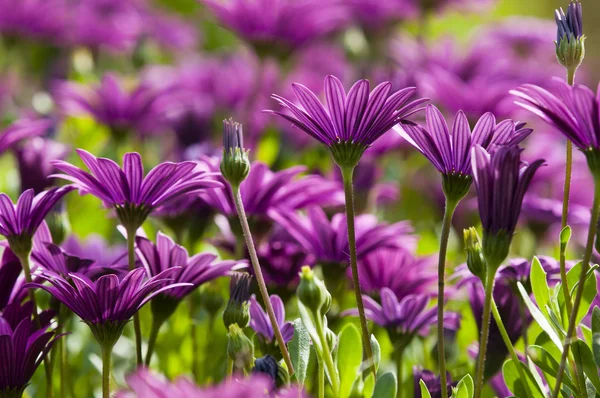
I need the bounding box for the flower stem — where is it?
[395,347,405,398]
[552,181,600,398]
[126,228,143,365]
[226,356,234,377]
[314,307,340,395]
[341,165,376,380]
[474,269,496,398]
[144,317,163,366]
[101,345,112,398]
[491,299,533,398]
[58,305,68,398]
[232,186,294,374]
[437,198,457,398]
[317,356,325,398]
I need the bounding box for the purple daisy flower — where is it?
[0,302,61,397]
[0,0,68,43]
[414,367,453,398]
[271,206,415,266]
[256,239,309,289]
[249,294,294,344]
[199,157,343,220]
[0,187,74,256]
[61,233,127,270]
[0,248,27,310]
[15,137,69,194]
[52,73,171,138]
[0,118,52,157]
[51,150,222,231]
[471,145,544,265]
[267,75,427,167]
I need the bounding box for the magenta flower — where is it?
[0,118,52,156]
[0,302,60,397]
[249,294,294,344]
[0,187,74,256]
[267,75,427,166]
[15,137,69,194]
[0,248,27,310]
[62,233,127,270]
[51,150,222,231]
[256,239,309,288]
[0,0,68,43]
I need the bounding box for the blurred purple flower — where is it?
[135,231,240,300]
[200,0,348,52]
[249,294,294,344]
[52,150,222,230]
[414,367,453,398]
[357,248,437,300]
[256,239,309,288]
[199,158,343,220]
[62,233,127,269]
[0,0,68,43]
[271,206,415,265]
[141,12,199,52]
[346,0,418,29]
[15,137,69,194]
[53,73,172,138]
[0,301,60,397]
[0,118,52,156]
[0,248,27,310]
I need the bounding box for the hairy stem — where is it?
[126,229,143,365]
[232,187,294,374]
[341,166,376,379]
[474,270,496,398]
[437,198,457,398]
[552,182,600,398]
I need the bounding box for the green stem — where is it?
[317,357,325,398]
[395,348,405,398]
[58,306,68,398]
[474,269,496,398]
[127,228,143,365]
[436,198,457,398]
[101,346,112,398]
[552,182,600,398]
[341,166,376,380]
[232,187,294,374]
[190,297,200,382]
[314,310,340,396]
[144,317,163,366]
[227,356,234,377]
[491,299,532,398]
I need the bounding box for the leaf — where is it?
[363,373,375,398]
[592,307,600,368]
[518,282,563,351]
[528,345,577,391]
[573,340,600,393]
[372,373,397,398]
[573,267,597,326]
[530,257,550,318]
[560,226,572,246]
[502,359,545,398]
[337,324,362,398]
[289,319,310,385]
[370,334,381,372]
[419,380,432,398]
[454,374,474,398]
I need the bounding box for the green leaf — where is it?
[591,307,600,368]
[453,374,474,398]
[528,345,577,391]
[502,359,545,398]
[363,373,375,398]
[337,324,362,398]
[370,334,381,372]
[289,319,310,386]
[573,267,597,326]
[573,340,600,393]
[560,226,572,246]
[419,380,432,398]
[531,257,550,318]
[372,373,397,398]
[518,282,563,351]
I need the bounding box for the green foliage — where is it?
[372,372,397,398]
[289,319,311,386]
[337,324,362,398]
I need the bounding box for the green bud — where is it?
[221,119,251,187]
[227,324,254,372]
[482,230,512,272]
[442,173,472,203]
[223,273,253,329]
[297,266,330,315]
[556,35,585,75]
[464,227,486,281]
[46,208,71,245]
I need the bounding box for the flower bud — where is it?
[227,324,254,373]
[482,230,512,272]
[297,266,330,315]
[464,227,486,281]
[442,173,472,203]
[223,272,252,329]
[220,118,250,188]
[555,1,585,74]
[253,355,289,388]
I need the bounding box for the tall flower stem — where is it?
[18,252,53,398]
[232,186,294,374]
[126,227,143,365]
[552,181,600,398]
[144,318,162,366]
[314,305,340,395]
[491,299,533,398]
[559,69,577,316]
[341,166,376,379]
[101,345,112,398]
[436,198,458,398]
[395,347,406,398]
[316,356,325,398]
[474,269,496,398]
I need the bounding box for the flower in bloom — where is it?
[249,294,294,345]
[51,150,222,231]
[0,301,60,397]
[413,367,453,398]
[0,118,52,157]
[53,74,171,138]
[135,231,241,303]
[0,248,24,310]
[61,233,127,270]
[267,75,427,167]
[471,145,544,265]
[27,267,187,345]
[0,187,74,256]
[15,137,69,194]
[199,157,343,220]
[256,239,310,288]
[0,0,68,43]
[357,248,437,300]
[271,206,415,266]
[200,0,348,53]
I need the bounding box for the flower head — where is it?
[257,239,309,288]
[0,187,74,256]
[267,75,427,167]
[249,294,294,345]
[0,301,60,396]
[223,272,253,329]
[471,145,544,266]
[51,150,222,230]
[221,119,250,187]
[555,1,584,71]
[15,137,69,194]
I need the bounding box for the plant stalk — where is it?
[101,345,112,398]
[474,269,496,398]
[126,228,143,365]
